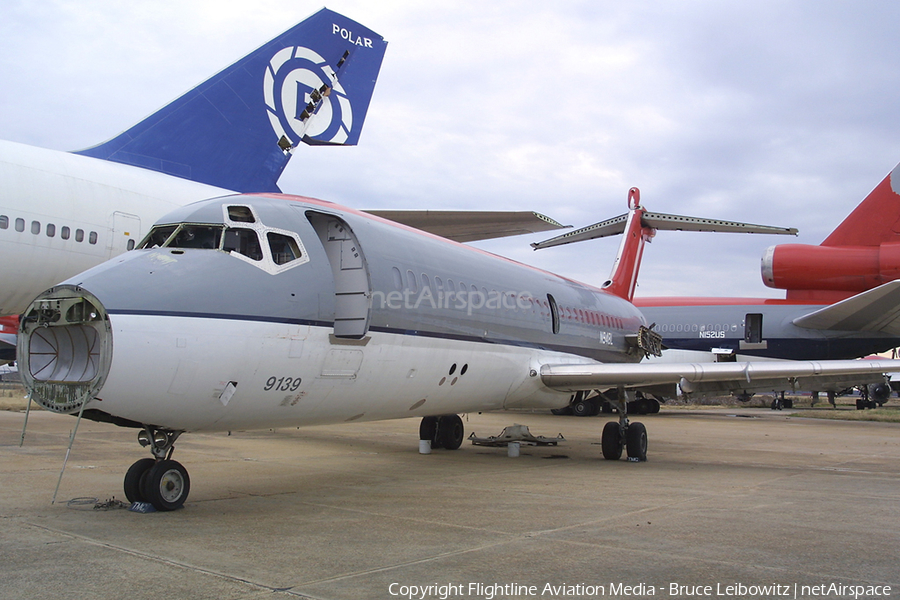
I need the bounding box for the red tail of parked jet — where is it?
[602,189,654,302]
[762,163,900,302]
[531,188,796,303]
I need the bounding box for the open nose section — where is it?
[18,286,113,413]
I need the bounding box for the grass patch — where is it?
[793,406,900,423]
[0,384,31,411]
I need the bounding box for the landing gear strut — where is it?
[124,426,190,511]
[601,386,647,461]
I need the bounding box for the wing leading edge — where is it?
[792,280,900,335]
[540,359,900,393]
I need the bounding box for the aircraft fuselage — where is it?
[0,140,228,315]
[637,299,900,360]
[20,194,647,432]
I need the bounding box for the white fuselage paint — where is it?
[96,315,578,432]
[0,140,230,315]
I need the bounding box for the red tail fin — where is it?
[822,164,900,247]
[602,188,655,302]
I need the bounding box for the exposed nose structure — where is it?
[19,284,191,511]
[18,285,113,414]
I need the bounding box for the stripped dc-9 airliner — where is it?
[18,189,900,511]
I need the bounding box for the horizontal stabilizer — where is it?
[540,358,900,392]
[365,210,569,242]
[532,211,797,250]
[792,280,900,334]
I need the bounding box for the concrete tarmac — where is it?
[1,408,898,600]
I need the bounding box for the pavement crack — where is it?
[22,520,310,597]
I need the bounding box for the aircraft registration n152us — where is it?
[635,163,900,361]
[17,189,900,511]
[531,164,900,410]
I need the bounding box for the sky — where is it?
[3,0,900,298]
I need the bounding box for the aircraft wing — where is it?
[363,210,569,242]
[540,359,900,393]
[792,280,900,335]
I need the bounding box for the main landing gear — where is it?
[419,414,465,450]
[601,386,648,462]
[124,426,190,511]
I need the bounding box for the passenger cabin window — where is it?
[15,218,25,232]
[0,216,7,229]
[61,226,70,240]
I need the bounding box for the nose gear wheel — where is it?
[125,426,190,511]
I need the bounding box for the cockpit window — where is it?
[223,228,263,261]
[141,225,178,248]
[227,206,256,223]
[170,225,222,249]
[268,232,302,265]
[139,224,224,250]
[138,204,309,274]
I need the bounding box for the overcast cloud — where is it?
[3,0,900,298]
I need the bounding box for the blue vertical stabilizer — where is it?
[74,8,387,193]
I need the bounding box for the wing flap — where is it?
[540,359,900,392]
[364,210,568,242]
[792,280,900,334]
[680,373,885,397]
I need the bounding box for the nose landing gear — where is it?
[124,426,190,511]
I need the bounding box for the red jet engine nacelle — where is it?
[762,242,900,293]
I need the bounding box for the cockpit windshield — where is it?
[138,221,305,271]
[170,225,223,249]
[141,225,179,249]
[140,224,243,254]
